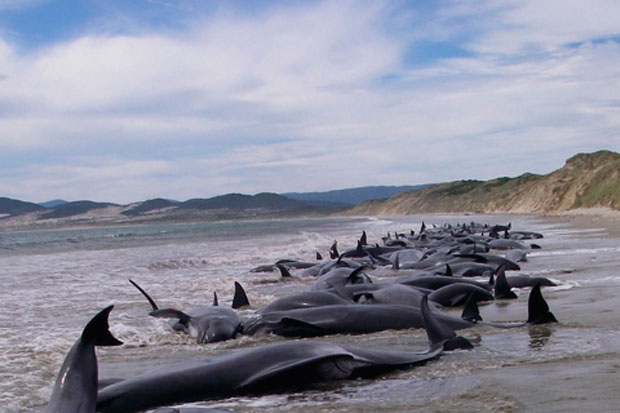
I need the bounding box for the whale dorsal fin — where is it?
[348,266,369,284]
[494,266,517,299]
[81,305,123,346]
[232,281,251,309]
[461,294,482,323]
[527,283,558,324]
[330,240,339,259]
[277,264,293,278]
[392,253,400,270]
[421,295,472,351]
[212,292,219,307]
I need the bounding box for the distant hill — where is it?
[40,201,119,219]
[348,150,620,215]
[182,192,307,211]
[0,197,46,216]
[39,199,68,208]
[283,185,427,205]
[122,198,178,216]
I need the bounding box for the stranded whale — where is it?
[130,280,243,343]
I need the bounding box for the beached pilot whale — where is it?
[44,305,122,413]
[97,296,471,412]
[243,282,557,338]
[129,280,243,343]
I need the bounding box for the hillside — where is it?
[348,150,620,215]
[282,185,426,205]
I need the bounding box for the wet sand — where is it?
[463,212,620,412]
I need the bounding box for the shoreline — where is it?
[1,207,618,234]
[541,207,620,237]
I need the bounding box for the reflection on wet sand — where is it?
[528,325,553,349]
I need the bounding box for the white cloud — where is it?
[441,0,620,53]
[1,0,620,203]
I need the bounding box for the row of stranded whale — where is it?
[44,221,560,413]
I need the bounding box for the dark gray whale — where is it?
[428,283,493,307]
[129,280,242,343]
[243,303,474,337]
[257,289,353,315]
[45,306,122,413]
[243,282,557,338]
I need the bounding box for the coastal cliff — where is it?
[347,150,620,215]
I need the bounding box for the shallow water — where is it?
[1,214,618,412]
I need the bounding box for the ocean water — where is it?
[1,214,618,412]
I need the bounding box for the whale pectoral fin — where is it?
[527,283,558,324]
[81,305,123,346]
[237,354,356,391]
[232,281,251,309]
[150,308,191,324]
[129,279,159,311]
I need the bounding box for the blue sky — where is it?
[1,0,619,203]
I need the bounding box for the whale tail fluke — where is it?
[81,305,123,347]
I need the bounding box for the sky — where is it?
[1,0,619,204]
